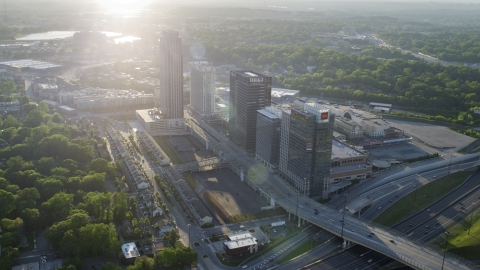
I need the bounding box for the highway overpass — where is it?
[185,111,477,269]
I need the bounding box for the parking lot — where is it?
[367,143,430,161]
[388,119,476,152]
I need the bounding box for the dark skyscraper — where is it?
[229,70,272,153]
[279,103,334,198]
[159,30,183,119]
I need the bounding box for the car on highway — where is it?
[368,259,373,263]
[242,266,248,269]
[390,240,395,243]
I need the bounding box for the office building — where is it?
[229,70,272,153]
[279,102,333,199]
[190,65,215,117]
[158,30,184,119]
[255,106,282,169]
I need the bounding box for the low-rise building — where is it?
[136,109,187,136]
[223,232,258,258]
[0,101,20,112]
[334,116,363,139]
[329,140,372,184]
[122,242,140,263]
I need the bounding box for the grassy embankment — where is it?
[375,171,473,227]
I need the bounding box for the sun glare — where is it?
[95,0,154,12]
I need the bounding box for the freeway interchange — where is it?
[184,110,476,269]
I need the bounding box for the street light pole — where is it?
[295,191,299,221]
[187,224,191,248]
[468,202,476,235]
[341,193,347,238]
[413,173,419,202]
[448,150,453,175]
[441,233,449,270]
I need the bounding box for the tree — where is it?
[36,134,69,158]
[40,178,64,200]
[112,192,128,223]
[126,256,155,270]
[60,230,79,257]
[25,109,49,127]
[36,157,56,175]
[61,159,78,172]
[101,262,122,270]
[163,229,180,247]
[134,227,142,238]
[6,155,24,174]
[52,113,63,123]
[20,208,40,230]
[16,187,40,211]
[81,173,105,192]
[0,190,16,217]
[0,246,19,270]
[1,127,17,142]
[41,192,74,225]
[21,103,37,114]
[51,167,71,177]
[132,218,138,227]
[2,115,20,129]
[76,223,119,258]
[38,101,49,113]
[90,158,113,176]
[0,217,23,231]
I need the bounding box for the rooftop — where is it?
[257,109,280,120]
[227,231,253,241]
[0,59,62,70]
[271,88,299,97]
[136,109,163,123]
[224,237,257,249]
[122,242,140,259]
[331,140,365,159]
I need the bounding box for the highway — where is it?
[393,170,480,242]
[308,168,480,269]
[184,110,475,269]
[344,162,480,220]
[300,245,404,270]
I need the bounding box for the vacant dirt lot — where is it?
[195,169,269,223]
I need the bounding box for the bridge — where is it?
[184,112,478,269]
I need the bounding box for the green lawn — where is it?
[153,137,183,164]
[437,207,480,260]
[276,239,322,264]
[183,172,197,189]
[374,171,473,227]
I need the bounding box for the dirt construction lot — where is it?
[193,169,269,223]
[388,119,476,152]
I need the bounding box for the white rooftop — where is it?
[122,242,140,259]
[224,237,257,249]
[227,231,253,241]
[331,140,364,159]
[271,88,300,97]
